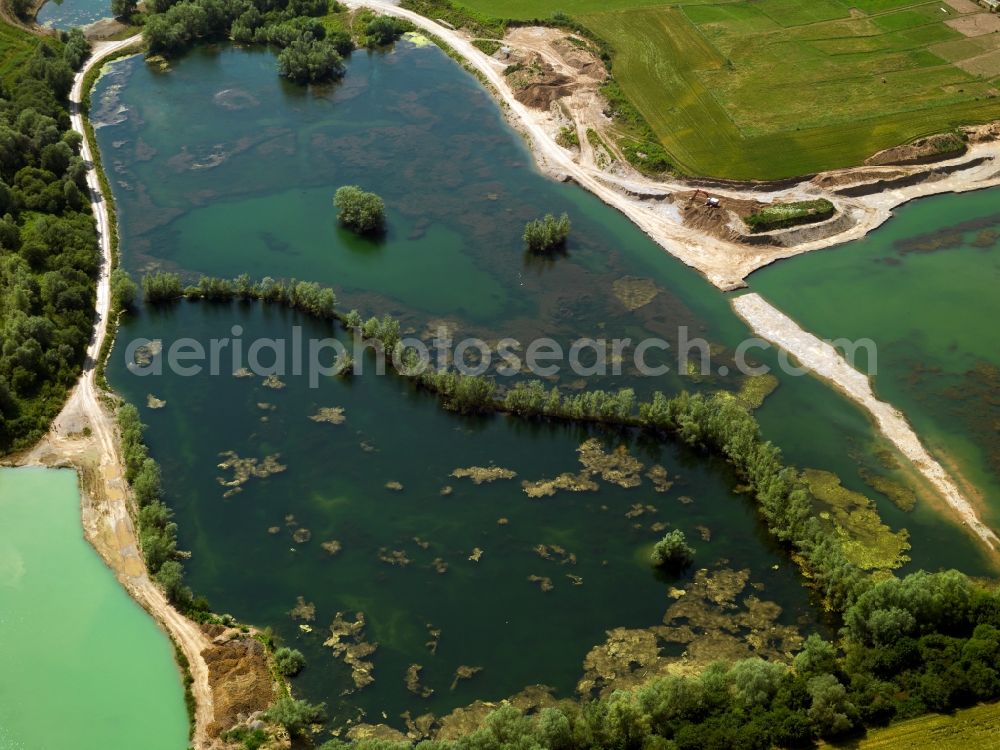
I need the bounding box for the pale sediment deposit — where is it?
[732,293,999,553]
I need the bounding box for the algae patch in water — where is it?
[612,276,659,311]
[527,574,555,592]
[216,451,287,498]
[971,228,999,248]
[803,469,910,571]
[324,612,378,692]
[625,503,657,519]
[290,595,316,621]
[521,471,598,498]
[858,468,917,512]
[450,466,517,484]
[523,439,644,497]
[450,665,483,690]
[578,439,643,488]
[310,407,346,424]
[425,625,441,655]
[577,567,802,698]
[322,540,343,555]
[733,373,780,410]
[146,394,166,409]
[262,374,285,390]
[405,664,434,698]
[533,544,576,564]
[129,340,162,371]
[646,464,673,492]
[378,548,411,567]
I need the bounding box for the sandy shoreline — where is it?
[732,293,1000,555]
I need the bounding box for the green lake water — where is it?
[94,40,996,729]
[36,0,110,29]
[0,467,189,750]
[752,189,1000,532]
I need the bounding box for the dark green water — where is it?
[111,301,816,725]
[752,189,1000,532]
[96,40,995,728]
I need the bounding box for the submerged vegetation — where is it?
[305,568,1000,747]
[133,273,892,616]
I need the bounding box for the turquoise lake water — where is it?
[0,467,189,750]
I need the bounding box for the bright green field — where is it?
[453,0,1000,179]
[0,21,39,87]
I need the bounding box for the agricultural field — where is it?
[852,699,1000,749]
[453,0,1000,179]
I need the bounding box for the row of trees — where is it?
[117,403,208,613]
[143,0,347,84]
[0,32,99,453]
[141,272,337,318]
[142,0,413,83]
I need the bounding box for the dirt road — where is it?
[17,36,217,748]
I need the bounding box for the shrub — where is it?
[556,126,579,148]
[523,213,570,252]
[110,268,138,310]
[142,271,183,303]
[362,15,413,47]
[650,530,694,569]
[277,39,346,84]
[263,696,326,736]
[472,38,502,56]
[333,186,385,234]
[744,199,835,233]
[273,647,306,676]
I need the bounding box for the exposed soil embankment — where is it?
[835,157,992,197]
[203,631,280,738]
[866,133,968,167]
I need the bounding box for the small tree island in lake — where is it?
[334,185,386,234]
[650,529,695,569]
[524,213,571,252]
